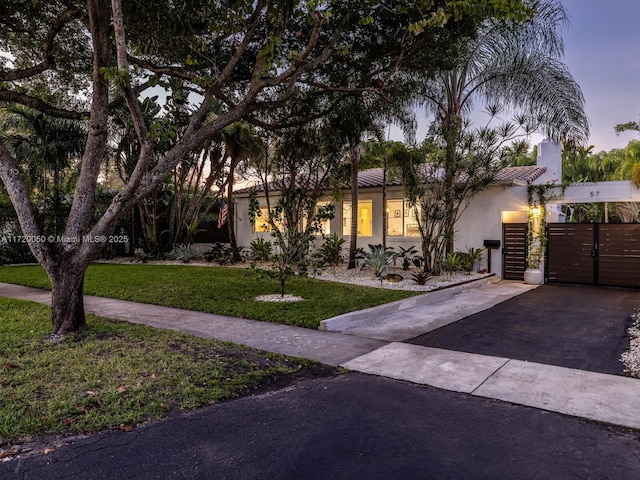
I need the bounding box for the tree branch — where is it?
[64,0,112,241]
[0,141,49,262]
[0,8,81,82]
[0,90,84,119]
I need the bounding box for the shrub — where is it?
[411,270,431,285]
[250,237,273,262]
[0,239,36,265]
[456,247,484,273]
[440,252,463,277]
[317,234,346,266]
[464,247,483,272]
[133,248,151,263]
[166,244,199,263]
[396,245,423,270]
[360,244,395,278]
[204,242,246,265]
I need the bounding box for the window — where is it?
[254,206,284,233]
[314,201,331,235]
[342,200,372,236]
[386,199,421,237]
[254,206,272,233]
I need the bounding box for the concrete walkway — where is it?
[2,280,640,430]
[320,276,538,341]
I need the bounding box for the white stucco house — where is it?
[230,140,576,279]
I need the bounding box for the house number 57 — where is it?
[590,191,599,197]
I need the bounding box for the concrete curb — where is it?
[319,274,499,332]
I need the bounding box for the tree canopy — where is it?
[0,0,534,334]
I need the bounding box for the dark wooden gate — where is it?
[547,223,595,285]
[502,223,527,281]
[546,223,640,288]
[598,224,640,288]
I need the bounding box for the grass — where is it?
[0,263,418,329]
[0,297,331,443]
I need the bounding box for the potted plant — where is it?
[524,247,544,285]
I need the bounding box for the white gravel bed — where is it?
[311,265,491,292]
[621,321,640,378]
[98,257,491,292]
[255,294,304,302]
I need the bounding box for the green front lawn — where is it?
[0,297,331,442]
[0,263,417,329]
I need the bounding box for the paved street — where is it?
[2,373,640,480]
[2,281,640,478]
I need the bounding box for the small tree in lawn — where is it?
[252,193,334,297]
[249,125,338,297]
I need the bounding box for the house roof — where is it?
[235,165,546,194]
[354,165,546,188]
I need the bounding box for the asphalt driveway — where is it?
[409,284,640,375]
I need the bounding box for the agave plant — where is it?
[166,243,199,263]
[360,244,395,278]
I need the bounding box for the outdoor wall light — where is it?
[531,206,541,216]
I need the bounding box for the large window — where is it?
[254,206,272,233]
[386,199,421,237]
[342,200,372,237]
[257,203,330,234]
[254,206,284,233]
[301,201,331,235]
[315,201,331,235]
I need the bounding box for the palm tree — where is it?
[1,105,86,236]
[220,121,264,261]
[327,94,416,268]
[419,0,589,251]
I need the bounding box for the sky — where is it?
[560,0,640,152]
[402,0,640,153]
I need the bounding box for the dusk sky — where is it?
[406,0,640,153]
[560,0,640,152]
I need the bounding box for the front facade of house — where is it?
[231,140,566,279]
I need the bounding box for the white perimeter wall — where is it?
[455,185,529,276]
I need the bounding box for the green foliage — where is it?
[360,244,396,278]
[460,247,483,272]
[632,163,640,189]
[165,243,199,263]
[317,233,346,266]
[396,245,423,270]
[615,121,640,135]
[440,252,464,277]
[411,270,432,285]
[248,138,337,295]
[204,242,245,265]
[250,237,273,262]
[0,216,36,265]
[133,248,151,263]
[526,183,564,268]
[0,297,315,441]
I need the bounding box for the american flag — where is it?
[217,200,228,229]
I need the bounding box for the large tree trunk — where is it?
[47,260,88,335]
[347,137,361,269]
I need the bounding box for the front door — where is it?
[502,223,527,281]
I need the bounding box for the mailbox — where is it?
[483,239,501,249]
